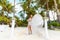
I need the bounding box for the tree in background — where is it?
[0,0,14,25]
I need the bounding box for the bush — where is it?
[48,21,60,29]
[0,16,10,24]
[15,19,28,27]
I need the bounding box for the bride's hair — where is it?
[30,15,33,18]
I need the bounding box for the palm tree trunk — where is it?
[11,0,15,38]
[53,0,60,22]
[46,0,50,21]
[59,0,60,4]
[44,0,49,39]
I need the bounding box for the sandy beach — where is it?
[0,27,60,40]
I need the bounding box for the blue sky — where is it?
[8,0,19,4]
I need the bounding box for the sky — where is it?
[8,0,19,4]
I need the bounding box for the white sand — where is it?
[0,27,60,40]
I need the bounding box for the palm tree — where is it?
[21,0,35,17]
[0,0,14,24]
[53,0,60,22]
[0,0,14,16]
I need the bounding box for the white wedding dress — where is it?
[31,14,44,35]
[31,14,49,39]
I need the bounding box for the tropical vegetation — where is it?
[0,0,60,27]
